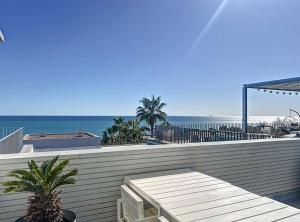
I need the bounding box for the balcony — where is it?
[0,138,300,221]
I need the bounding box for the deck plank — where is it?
[198,201,288,221]
[162,189,250,209]
[133,173,210,186]
[159,186,242,204]
[150,182,230,197]
[168,193,261,216]
[124,168,195,183]
[138,176,219,190]
[175,197,274,221]
[236,206,300,222]
[275,213,300,221]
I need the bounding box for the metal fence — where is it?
[154,125,274,143]
[157,122,292,132]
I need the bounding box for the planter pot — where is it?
[15,209,76,222]
[63,209,77,222]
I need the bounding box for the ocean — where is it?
[0,116,281,136]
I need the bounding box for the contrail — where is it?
[0,30,4,43]
[186,0,230,56]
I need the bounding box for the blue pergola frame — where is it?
[242,77,300,133]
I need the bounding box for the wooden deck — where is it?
[124,169,300,222]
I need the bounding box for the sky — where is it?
[1,0,300,116]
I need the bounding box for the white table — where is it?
[124,168,300,222]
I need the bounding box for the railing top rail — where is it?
[0,127,23,141]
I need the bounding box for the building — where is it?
[23,131,101,151]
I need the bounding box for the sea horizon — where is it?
[0,115,285,136]
[0,115,285,120]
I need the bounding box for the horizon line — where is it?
[0,115,285,117]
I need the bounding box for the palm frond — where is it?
[7,169,38,184]
[28,160,43,181]
[51,169,77,191]
[46,159,69,185]
[2,180,36,193]
[158,102,167,110]
[44,155,59,176]
[52,178,76,191]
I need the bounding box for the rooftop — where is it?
[34,145,100,152]
[24,132,96,140]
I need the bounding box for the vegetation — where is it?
[250,118,299,136]
[102,125,118,145]
[102,118,149,145]
[219,125,242,132]
[102,95,168,144]
[1,156,78,222]
[136,95,167,137]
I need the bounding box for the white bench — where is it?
[118,185,161,222]
[158,216,169,222]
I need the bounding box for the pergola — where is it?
[242,77,300,133]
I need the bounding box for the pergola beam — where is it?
[244,77,300,92]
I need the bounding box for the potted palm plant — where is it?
[1,155,78,222]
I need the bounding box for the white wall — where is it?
[0,138,300,222]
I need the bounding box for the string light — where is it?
[257,89,300,96]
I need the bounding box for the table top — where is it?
[124,168,300,222]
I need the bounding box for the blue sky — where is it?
[1,0,300,116]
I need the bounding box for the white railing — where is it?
[0,127,20,140]
[0,127,23,154]
[170,122,293,131]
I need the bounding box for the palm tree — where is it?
[102,125,118,145]
[136,95,167,137]
[113,116,125,124]
[1,156,78,222]
[113,117,128,144]
[102,130,110,144]
[161,120,171,126]
[102,118,149,145]
[127,120,149,143]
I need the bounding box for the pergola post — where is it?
[242,86,248,134]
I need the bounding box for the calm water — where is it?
[0,116,280,136]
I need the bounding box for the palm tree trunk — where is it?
[151,125,154,138]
